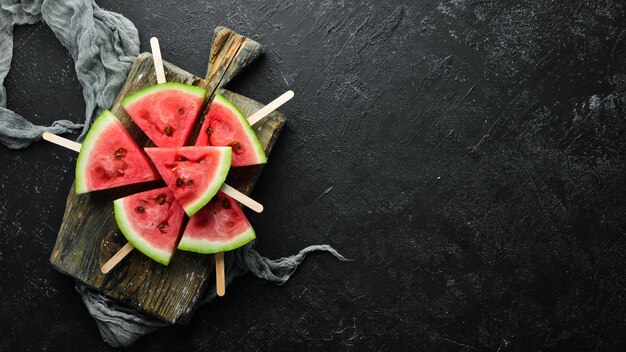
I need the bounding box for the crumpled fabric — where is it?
[0,0,138,148]
[2,0,349,347]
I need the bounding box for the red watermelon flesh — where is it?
[121,83,206,148]
[178,192,255,254]
[145,146,231,217]
[196,93,266,167]
[113,187,185,265]
[75,110,160,194]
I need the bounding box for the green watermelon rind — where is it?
[113,198,174,265]
[184,147,232,217]
[120,82,207,108]
[213,93,267,165]
[177,226,256,254]
[75,110,117,194]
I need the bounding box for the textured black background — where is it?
[2,0,626,351]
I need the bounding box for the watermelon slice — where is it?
[121,83,206,147]
[178,192,255,253]
[145,146,231,217]
[113,187,185,265]
[75,110,160,194]
[196,93,267,167]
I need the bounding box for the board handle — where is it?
[204,27,263,90]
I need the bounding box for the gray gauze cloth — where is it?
[1,0,348,348]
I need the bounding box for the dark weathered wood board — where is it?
[49,27,286,323]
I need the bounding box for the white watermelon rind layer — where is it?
[113,198,174,265]
[120,82,206,108]
[75,110,117,194]
[177,226,256,254]
[213,93,267,165]
[183,147,233,217]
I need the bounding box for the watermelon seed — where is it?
[187,180,194,186]
[222,199,231,209]
[114,148,127,158]
[157,223,166,231]
[135,207,145,213]
[226,221,234,228]
[117,168,125,176]
[164,124,173,136]
[156,195,166,205]
[230,141,242,154]
[178,107,185,115]
[178,156,187,161]
[206,127,213,136]
[176,178,184,187]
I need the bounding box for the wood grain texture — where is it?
[205,26,263,90]
[49,28,284,323]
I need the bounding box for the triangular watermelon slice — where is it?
[196,93,267,167]
[121,82,206,147]
[145,146,231,217]
[114,187,185,265]
[75,110,160,194]
[178,192,255,253]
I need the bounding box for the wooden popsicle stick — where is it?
[220,183,263,213]
[43,133,136,274]
[150,37,167,84]
[101,242,135,274]
[247,90,294,126]
[215,252,226,296]
[43,132,81,152]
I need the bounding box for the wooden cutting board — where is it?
[49,27,286,323]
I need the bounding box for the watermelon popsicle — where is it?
[178,191,256,296]
[196,91,294,167]
[74,110,160,194]
[120,37,207,147]
[178,192,256,253]
[112,187,185,265]
[120,37,206,148]
[144,146,232,217]
[195,93,267,167]
[121,82,207,147]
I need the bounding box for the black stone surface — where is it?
[1,0,626,350]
